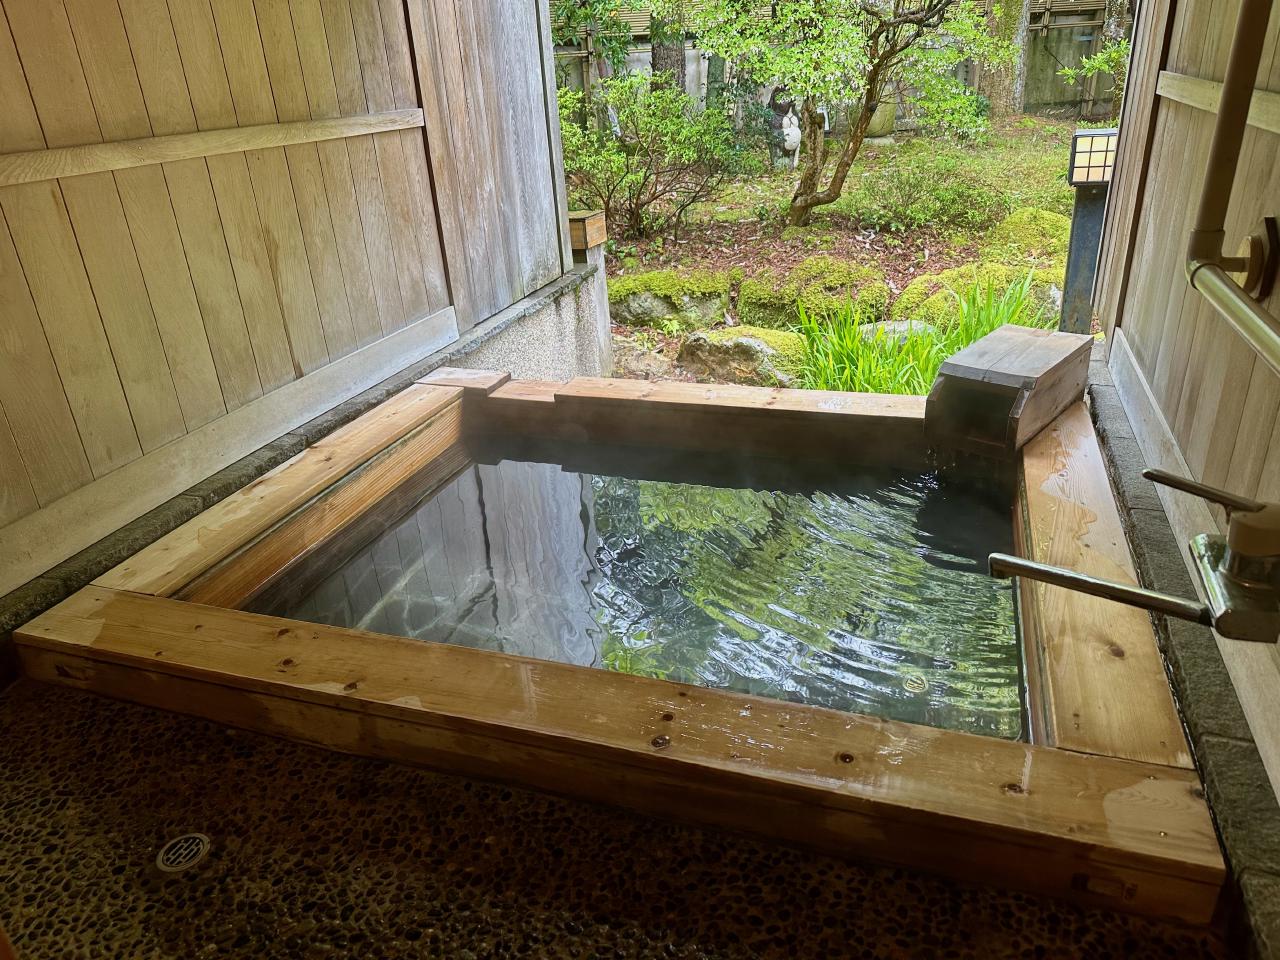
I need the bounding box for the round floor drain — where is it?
[156,833,211,873]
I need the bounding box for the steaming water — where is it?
[251,445,1023,740]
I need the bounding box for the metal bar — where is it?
[1189,263,1280,379]
[1189,0,1271,253]
[1184,0,1280,380]
[988,553,1213,624]
[1142,467,1265,513]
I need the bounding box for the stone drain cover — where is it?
[156,833,211,873]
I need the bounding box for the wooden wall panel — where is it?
[1096,0,1280,787]
[0,0,569,593]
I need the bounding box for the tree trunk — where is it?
[786,81,878,226]
[650,18,686,92]
[1102,0,1133,42]
[977,0,1031,118]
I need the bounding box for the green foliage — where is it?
[799,270,1053,394]
[1060,38,1131,117]
[559,75,747,239]
[833,134,1074,233]
[689,0,1015,222]
[737,256,891,328]
[608,268,733,301]
[550,0,633,73]
[892,262,1063,326]
[980,207,1071,269]
[692,1,1003,120]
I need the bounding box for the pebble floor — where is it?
[0,681,1228,960]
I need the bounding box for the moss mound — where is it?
[738,256,891,328]
[980,207,1071,270]
[678,325,806,387]
[608,269,735,330]
[891,263,1063,327]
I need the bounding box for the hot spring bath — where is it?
[14,372,1224,922]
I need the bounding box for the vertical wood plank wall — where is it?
[1095,0,1280,785]
[0,0,569,596]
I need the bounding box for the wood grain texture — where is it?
[472,378,932,466]
[1157,70,1280,133]
[17,586,1224,923]
[1019,401,1192,768]
[0,111,425,187]
[181,404,467,607]
[0,308,458,598]
[94,383,463,597]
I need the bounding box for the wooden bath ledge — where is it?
[15,373,1223,925]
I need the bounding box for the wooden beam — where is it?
[1018,401,1192,768]
[567,210,607,251]
[0,308,459,598]
[523,378,932,466]
[416,367,511,396]
[17,585,1224,923]
[92,383,463,598]
[0,109,425,187]
[1157,71,1280,135]
[179,404,468,608]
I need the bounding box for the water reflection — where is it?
[252,448,1023,740]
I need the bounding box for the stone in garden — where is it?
[891,262,1064,327]
[608,269,734,330]
[677,326,806,387]
[738,256,891,328]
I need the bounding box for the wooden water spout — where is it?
[924,324,1093,458]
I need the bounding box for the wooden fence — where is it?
[0,0,571,595]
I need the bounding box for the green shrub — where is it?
[798,271,1054,395]
[559,76,750,239]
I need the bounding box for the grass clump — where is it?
[799,271,1054,395]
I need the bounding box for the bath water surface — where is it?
[250,444,1024,739]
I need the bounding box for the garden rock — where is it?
[608,269,733,330]
[677,326,806,387]
[738,256,891,328]
[860,319,936,344]
[891,262,1063,327]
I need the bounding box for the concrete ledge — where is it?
[0,265,599,692]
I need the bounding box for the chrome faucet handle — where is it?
[1142,468,1264,514]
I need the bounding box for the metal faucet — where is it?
[988,469,1280,643]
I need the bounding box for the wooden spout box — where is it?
[925,325,1094,458]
